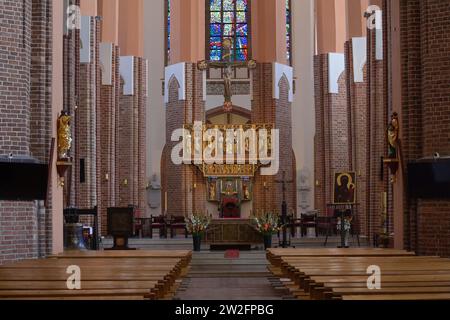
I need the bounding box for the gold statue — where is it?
[209,182,216,201]
[243,184,250,200]
[387,112,399,158]
[57,111,72,160]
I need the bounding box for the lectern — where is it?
[106,207,136,250]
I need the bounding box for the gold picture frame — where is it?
[333,171,357,204]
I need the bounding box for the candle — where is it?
[164,191,168,215]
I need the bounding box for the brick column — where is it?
[0,0,56,264]
[98,44,120,234]
[366,6,389,243]
[74,16,100,210]
[115,56,147,231]
[345,38,369,237]
[64,0,81,208]
[162,63,206,217]
[399,0,450,256]
[251,63,296,215]
[314,53,350,216]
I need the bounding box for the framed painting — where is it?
[333,171,357,204]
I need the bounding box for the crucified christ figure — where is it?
[198,38,256,112]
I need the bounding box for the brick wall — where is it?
[400,0,450,256]
[0,0,54,264]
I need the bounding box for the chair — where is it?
[149,215,167,238]
[135,217,152,238]
[289,216,302,238]
[169,216,188,238]
[316,215,336,236]
[300,211,318,237]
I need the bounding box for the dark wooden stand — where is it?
[106,235,136,251]
[106,207,136,250]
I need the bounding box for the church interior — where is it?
[0,0,450,302]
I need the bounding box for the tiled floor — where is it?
[174,251,292,300]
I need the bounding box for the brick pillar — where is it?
[0,0,55,264]
[30,0,55,258]
[400,0,450,257]
[251,63,296,215]
[64,0,80,208]
[115,56,147,231]
[366,13,389,243]
[98,44,120,234]
[74,16,100,210]
[162,63,206,217]
[345,38,369,237]
[314,53,350,216]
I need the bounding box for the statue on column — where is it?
[387,112,399,159]
[57,111,72,160]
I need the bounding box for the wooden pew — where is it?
[0,250,192,300]
[267,248,450,300]
[266,248,416,267]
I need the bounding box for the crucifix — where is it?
[198,38,257,112]
[275,170,294,248]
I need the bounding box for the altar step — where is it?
[101,235,368,250]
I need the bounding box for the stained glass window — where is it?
[208,0,250,62]
[286,0,292,65]
[166,0,171,65]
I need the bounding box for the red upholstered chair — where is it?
[289,215,302,238]
[221,197,240,218]
[169,216,188,238]
[149,215,167,238]
[300,211,318,237]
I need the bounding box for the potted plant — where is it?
[253,212,282,250]
[185,213,211,252]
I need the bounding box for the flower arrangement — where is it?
[185,213,211,236]
[253,212,283,236]
[336,216,352,232]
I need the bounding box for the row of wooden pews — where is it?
[0,250,192,300]
[267,248,450,300]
